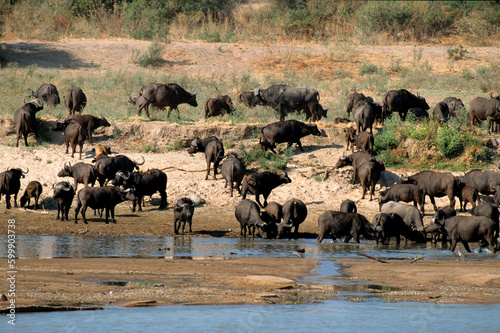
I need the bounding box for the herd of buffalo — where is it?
[4,81,500,254]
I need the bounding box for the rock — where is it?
[244,275,296,289]
[121,300,158,308]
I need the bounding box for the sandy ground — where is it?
[0,40,499,310]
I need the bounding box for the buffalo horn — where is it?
[282,222,293,228]
[60,182,72,191]
[22,167,29,175]
[490,93,500,99]
[135,155,145,166]
[116,171,124,178]
[254,220,264,228]
[124,187,133,193]
[125,171,131,179]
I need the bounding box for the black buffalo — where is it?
[241,171,291,208]
[63,86,87,115]
[399,171,457,211]
[188,136,224,180]
[254,85,325,121]
[353,100,382,134]
[174,197,195,234]
[50,119,88,159]
[344,127,356,152]
[65,114,111,144]
[382,89,429,121]
[221,152,246,197]
[74,186,136,224]
[335,152,373,185]
[358,159,385,201]
[0,168,29,209]
[131,82,198,117]
[235,199,276,239]
[94,154,145,186]
[432,102,452,122]
[205,95,234,118]
[57,162,100,191]
[317,211,372,243]
[53,181,75,221]
[29,83,60,106]
[442,96,465,114]
[379,183,425,215]
[276,198,308,239]
[112,169,167,212]
[372,213,417,245]
[456,182,479,212]
[260,120,322,154]
[345,92,373,118]
[469,94,500,134]
[14,98,44,147]
[238,91,262,107]
[458,169,500,195]
[426,214,498,253]
[19,180,42,210]
[355,131,374,154]
[340,199,357,213]
[380,201,425,233]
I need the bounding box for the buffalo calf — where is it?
[20,180,43,210]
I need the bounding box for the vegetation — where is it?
[374,114,489,171]
[1,1,499,45]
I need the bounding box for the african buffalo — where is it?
[57,162,100,191]
[379,184,425,215]
[442,96,465,114]
[380,201,425,233]
[458,169,500,195]
[355,131,374,154]
[472,201,499,227]
[188,136,224,180]
[277,198,308,239]
[74,186,136,224]
[93,154,145,186]
[174,197,195,234]
[399,171,457,211]
[221,152,246,197]
[353,100,382,134]
[358,159,385,201]
[340,199,357,213]
[63,86,87,115]
[335,152,373,185]
[112,169,167,212]
[469,94,500,134]
[344,127,356,152]
[238,91,262,107]
[426,215,498,253]
[205,95,234,118]
[254,85,325,121]
[345,92,373,118]
[235,199,276,238]
[19,180,42,210]
[65,114,111,144]
[382,89,429,121]
[241,171,291,208]
[432,102,452,122]
[456,182,479,212]
[29,83,60,106]
[50,119,88,159]
[317,211,372,243]
[264,201,283,223]
[132,82,198,117]
[53,181,75,221]
[372,213,417,245]
[0,168,28,209]
[260,120,323,154]
[407,108,429,120]
[14,98,44,147]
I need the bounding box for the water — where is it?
[2,235,499,332]
[2,235,499,260]
[8,301,500,333]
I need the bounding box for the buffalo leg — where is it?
[13,193,18,208]
[56,204,61,220]
[105,208,110,224]
[461,240,472,253]
[295,140,305,152]
[181,221,186,235]
[205,161,211,180]
[64,205,70,221]
[429,196,438,211]
[343,235,352,243]
[78,142,83,160]
[24,133,29,147]
[188,219,192,233]
[137,196,143,212]
[159,191,167,209]
[255,194,264,208]
[111,207,116,223]
[174,219,179,234]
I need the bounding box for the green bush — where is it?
[435,126,463,156]
[359,62,379,76]
[132,41,165,67]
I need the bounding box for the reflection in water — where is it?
[1,235,499,260]
[11,301,500,333]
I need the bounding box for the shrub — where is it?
[359,62,379,76]
[446,45,468,60]
[435,126,463,156]
[132,41,165,67]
